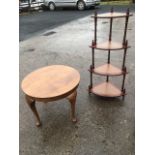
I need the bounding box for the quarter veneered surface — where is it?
[21,65,80,99]
[93,64,123,76]
[92,41,125,50]
[91,82,123,97]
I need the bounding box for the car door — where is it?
[55,0,77,7]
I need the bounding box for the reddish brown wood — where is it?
[90,41,129,50]
[109,7,113,42]
[89,65,93,92]
[121,67,127,92]
[89,8,131,99]
[94,11,97,44]
[122,40,128,70]
[92,64,124,76]
[92,40,95,68]
[89,40,95,92]
[91,82,124,97]
[92,12,132,19]
[106,7,114,82]
[21,65,80,126]
[123,8,130,44]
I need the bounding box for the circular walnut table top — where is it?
[21,65,80,100]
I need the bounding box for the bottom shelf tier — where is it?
[90,82,125,97]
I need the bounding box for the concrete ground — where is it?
[19,11,135,155]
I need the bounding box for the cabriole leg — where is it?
[25,95,41,127]
[67,91,77,123]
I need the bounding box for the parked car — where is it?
[43,0,100,11]
[19,0,44,12]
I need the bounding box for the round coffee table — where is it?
[21,65,80,127]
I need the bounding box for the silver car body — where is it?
[43,0,100,9]
[19,0,44,10]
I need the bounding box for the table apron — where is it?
[26,85,79,103]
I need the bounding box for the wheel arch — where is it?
[76,0,86,5]
[48,1,55,7]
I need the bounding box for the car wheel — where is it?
[77,1,85,11]
[49,2,55,11]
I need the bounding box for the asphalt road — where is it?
[19,5,134,41]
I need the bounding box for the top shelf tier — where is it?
[92,12,133,19]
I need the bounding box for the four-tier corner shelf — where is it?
[88,8,132,99]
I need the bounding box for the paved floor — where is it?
[19,8,135,155]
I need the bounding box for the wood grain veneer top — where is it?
[21,65,80,99]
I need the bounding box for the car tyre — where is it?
[77,1,85,11]
[49,2,55,11]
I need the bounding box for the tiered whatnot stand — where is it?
[88,8,132,99]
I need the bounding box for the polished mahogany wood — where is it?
[106,7,114,82]
[89,8,131,99]
[21,65,80,126]
[90,64,125,76]
[92,12,132,19]
[90,41,129,50]
[91,82,124,97]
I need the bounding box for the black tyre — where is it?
[77,1,85,11]
[49,2,55,11]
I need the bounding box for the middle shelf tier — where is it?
[90,41,129,50]
[89,64,126,76]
